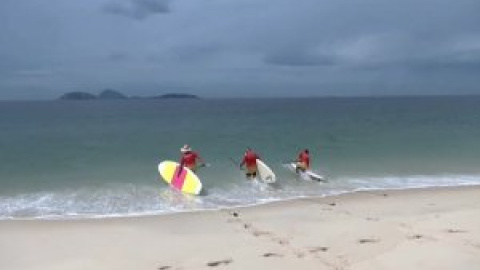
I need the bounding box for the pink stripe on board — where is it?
[171,165,187,190]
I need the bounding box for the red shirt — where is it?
[180,151,199,168]
[242,151,259,167]
[298,151,310,168]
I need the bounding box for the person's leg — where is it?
[295,162,306,173]
[246,166,256,179]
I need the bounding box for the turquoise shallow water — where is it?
[1,96,480,219]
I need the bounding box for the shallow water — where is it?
[1,96,480,219]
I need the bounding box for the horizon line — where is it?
[1,93,480,102]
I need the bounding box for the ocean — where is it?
[1,96,480,219]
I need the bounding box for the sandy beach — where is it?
[1,186,479,270]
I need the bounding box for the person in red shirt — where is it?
[179,144,205,173]
[295,149,310,173]
[239,148,260,179]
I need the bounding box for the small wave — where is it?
[1,174,480,220]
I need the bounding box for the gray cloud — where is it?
[147,44,225,64]
[102,0,170,20]
[1,0,480,99]
[264,50,337,67]
[106,52,131,62]
[409,50,480,71]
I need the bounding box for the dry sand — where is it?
[1,186,479,270]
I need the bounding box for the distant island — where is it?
[149,93,199,99]
[58,92,98,100]
[58,89,199,100]
[98,89,128,100]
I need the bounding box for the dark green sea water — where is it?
[1,96,480,219]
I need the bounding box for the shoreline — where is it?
[1,185,479,269]
[1,184,479,221]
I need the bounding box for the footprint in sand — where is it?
[263,252,284,258]
[358,238,380,244]
[308,246,329,253]
[206,259,233,267]
[226,211,241,223]
[464,240,480,249]
[295,251,306,258]
[272,237,290,245]
[407,234,423,240]
[229,212,294,254]
[252,230,273,237]
[241,222,276,239]
[446,229,467,234]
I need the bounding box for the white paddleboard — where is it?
[256,159,276,183]
[284,163,326,182]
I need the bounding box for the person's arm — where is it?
[178,155,185,176]
[196,152,206,167]
[239,156,246,169]
[179,154,185,167]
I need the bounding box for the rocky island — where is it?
[149,93,199,99]
[58,90,199,100]
[98,89,128,100]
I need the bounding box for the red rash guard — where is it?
[242,151,259,167]
[180,151,198,168]
[298,152,310,168]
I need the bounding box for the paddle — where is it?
[229,157,244,170]
[177,162,210,177]
[228,157,237,165]
[282,160,297,165]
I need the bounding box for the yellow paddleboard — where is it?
[158,161,203,195]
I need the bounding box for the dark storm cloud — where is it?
[102,0,170,20]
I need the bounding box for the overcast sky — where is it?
[1,0,479,99]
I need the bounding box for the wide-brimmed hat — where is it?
[180,144,192,153]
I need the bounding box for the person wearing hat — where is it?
[239,147,260,179]
[179,144,205,173]
[295,148,310,173]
